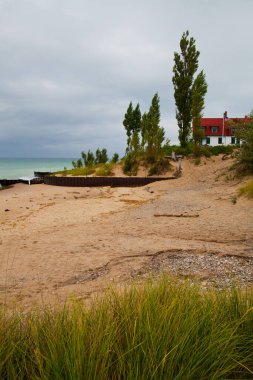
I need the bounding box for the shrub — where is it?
[237,122,253,172]
[148,158,170,176]
[95,164,113,176]
[123,154,138,176]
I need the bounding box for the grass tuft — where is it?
[238,180,253,198]
[1,277,253,379]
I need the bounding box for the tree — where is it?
[123,102,142,152]
[76,158,83,168]
[133,103,142,134]
[81,151,87,166]
[141,112,149,148]
[172,31,200,147]
[100,148,108,163]
[86,149,95,166]
[95,148,101,164]
[123,102,134,152]
[144,93,165,161]
[192,71,208,144]
[130,130,140,157]
[111,153,119,163]
[234,111,253,172]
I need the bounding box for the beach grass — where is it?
[239,180,253,198]
[54,163,114,177]
[1,277,253,379]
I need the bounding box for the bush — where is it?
[208,145,234,156]
[148,158,170,176]
[95,164,114,176]
[237,123,253,172]
[123,154,138,176]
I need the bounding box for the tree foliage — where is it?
[123,102,142,152]
[192,71,208,144]
[234,111,253,172]
[173,31,206,147]
[144,93,165,162]
[111,153,119,163]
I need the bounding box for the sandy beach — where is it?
[0,156,252,309]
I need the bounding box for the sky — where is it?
[0,0,252,158]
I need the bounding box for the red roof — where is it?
[200,117,251,137]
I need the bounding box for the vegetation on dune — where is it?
[165,144,234,158]
[172,30,207,148]
[122,93,170,175]
[56,148,118,176]
[1,277,253,379]
[230,110,253,173]
[239,180,253,198]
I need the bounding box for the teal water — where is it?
[0,158,75,179]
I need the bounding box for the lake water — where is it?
[0,158,75,179]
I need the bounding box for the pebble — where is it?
[132,252,253,289]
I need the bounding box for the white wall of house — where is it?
[201,136,236,146]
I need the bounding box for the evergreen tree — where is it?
[192,71,208,144]
[172,31,200,147]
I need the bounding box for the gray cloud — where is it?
[0,0,252,157]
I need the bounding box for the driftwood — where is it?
[154,213,199,218]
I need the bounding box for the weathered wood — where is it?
[154,213,199,218]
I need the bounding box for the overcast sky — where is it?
[0,0,252,158]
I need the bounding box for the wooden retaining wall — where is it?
[0,179,20,187]
[44,176,174,187]
[0,178,44,186]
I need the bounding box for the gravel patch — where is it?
[133,251,253,288]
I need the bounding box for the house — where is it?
[199,112,251,146]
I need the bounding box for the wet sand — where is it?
[0,156,252,309]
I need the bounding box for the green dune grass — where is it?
[1,278,253,379]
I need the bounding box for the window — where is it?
[236,138,240,145]
[218,137,223,144]
[211,126,218,133]
[206,137,210,145]
[231,137,235,144]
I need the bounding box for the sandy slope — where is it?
[0,156,252,309]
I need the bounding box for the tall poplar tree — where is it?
[172,31,200,147]
[144,93,165,161]
[192,70,208,144]
[123,102,134,152]
[123,102,142,153]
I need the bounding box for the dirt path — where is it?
[0,156,252,309]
